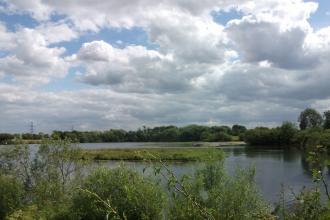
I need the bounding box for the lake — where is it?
[81,142,329,204]
[1,142,327,204]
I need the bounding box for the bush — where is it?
[275,188,329,220]
[0,174,24,219]
[169,161,271,220]
[215,132,232,141]
[207,167,271,220]
[70,166,165,220]
[0,139,84,219]
[244,127,278,145]
[293,129,330,150]
[0,133,13,144]
[244,122,298,146]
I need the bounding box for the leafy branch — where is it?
[77,187,126,220]
[142,151,216,220]
[307,144,330,201]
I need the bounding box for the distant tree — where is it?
[244,127,278,145]
[0,133,13,144]
[200,130,214,141]
[278,122,297,145]
[215,132,232,141]
[159,126,180,141]
[298,108,323,130]
[323,110,330,129]
[232,124,247,136]
[179,125,207,141]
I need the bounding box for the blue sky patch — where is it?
[40,67,92,92]
[54,26,158,56]
[212,8,243,26]
[0,11,38,31]
[309,0,330,29]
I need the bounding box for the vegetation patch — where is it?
[81,148,224,161]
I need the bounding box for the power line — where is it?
[30,121,34,134]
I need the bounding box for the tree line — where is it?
[0,124,247,144]
[244,108,330,148]
[1,107,329,146]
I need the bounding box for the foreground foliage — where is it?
[1,138,330,219]
[167,162,272,220]
[0,174,24,219]
[0,139,268,219]
[70,166,165,220]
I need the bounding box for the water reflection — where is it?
[301,156,312,175]
[223,146,301,163]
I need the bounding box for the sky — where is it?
[0,0,330,133]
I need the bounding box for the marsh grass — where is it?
[81,148,224,161]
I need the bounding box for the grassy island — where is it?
[81,147,224,161]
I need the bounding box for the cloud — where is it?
[144,9,226,64]
[305,26,330,54]
[35,21,78,44]
[0,0,330,132]
[225,0,321,69]
[0,22,15,50]
[0,83,303,133]
[74,40,229,94]
[226,19,319,69]
[74,40,187,93]
[2,0,248,28]
[0,27,70,85]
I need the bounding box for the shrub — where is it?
[169,161,272,220]
[275,188,328,220]
[215,132,232,141]
[0,174,24,219]
[244,127,278,145]
[244,122,298,146]
[70,166,165,220]
[207,167,271,220]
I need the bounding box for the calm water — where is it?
[222,146,327,203]
[82,142,329,204]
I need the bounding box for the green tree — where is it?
[159,126,180,141]
[0,144,34,189]
[298,108,323,130]
[231,124,247,136]
[323,110,330,129]
[244,127,278,145]
[36,139,84,188]
[179,125,208,141]
[0,139,85,218]
[278,121,298,145]
[0,133,13,144]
